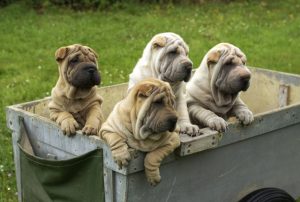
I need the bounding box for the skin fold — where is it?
[99,79,180,186]
[186,43,254,132]
[128,32,199,137]
[48,44,104,136]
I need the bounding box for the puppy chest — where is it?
[63,100,87,113]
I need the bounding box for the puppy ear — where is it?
[207,50,221,66]
[152,35,167,49]
[137,84,157,97]
[55,47,68,62]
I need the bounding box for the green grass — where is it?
[1,1,300,201]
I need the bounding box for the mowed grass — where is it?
[1,1,300,201]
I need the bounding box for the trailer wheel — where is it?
[239,187,295,202]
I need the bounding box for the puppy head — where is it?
[148,33,193,83]
[55,44,101,89]
[131,78,178,140]
[206,43,251,95]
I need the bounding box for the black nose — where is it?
[168,116,178,132]
[182,62,192,72]
[183,63,192,82]
[241,74,251,82]
[84,65,97,74]
[240,70,251,81]
[186,66,192,75]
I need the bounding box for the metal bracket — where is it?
[279,84,290,108]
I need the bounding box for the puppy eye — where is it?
[242,61,246,65]
[138,93,148,98]
[70,57,79,64]
[154,99,163,104]
[169,49,178,55]
[225,60,232,65]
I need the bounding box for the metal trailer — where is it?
[6,68,300,202]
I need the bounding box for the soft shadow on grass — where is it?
[1,1,300,201]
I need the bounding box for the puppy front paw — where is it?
[112,148,131,169]
[145,168,161,186]
[236,109,254,125]
[82,124,98,136]
[207,117,228,132]
[60,117,79,136]
[178,121,200,137]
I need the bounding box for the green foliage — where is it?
[49,0,111,10]
[0,0,17,7]
[1,1,300,201]
[1,0,239,10]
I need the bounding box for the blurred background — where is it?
[0,0,299,201]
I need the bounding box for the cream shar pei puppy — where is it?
[128,32,199,136]
[100,78,180,186]
[49,44,104,136]
[186,43,254,132]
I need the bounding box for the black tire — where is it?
[239,187,295,202]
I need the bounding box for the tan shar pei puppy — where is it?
[49,44,104,136]
[99,78,180,186]
[128,32,199,136]
[186,43,254,132]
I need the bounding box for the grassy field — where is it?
[1,1,300,201]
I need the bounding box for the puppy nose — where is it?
[183,62,193,71]
[84,65,97,74]
[168,116,178,132]
[240,71,251,82]
[186,66,192,75]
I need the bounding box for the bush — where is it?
[0,0,18,7]
[1,0,235,11]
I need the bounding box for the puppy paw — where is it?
[60,118,79,136]
[207,117,228,132]
[178,121,200,137]
[112,148,131,169]
[82,124,98,136]
[236,109,254,125]
[145,169,161,186]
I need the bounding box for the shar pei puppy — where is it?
[99,78,180,186]
[128,32,199,136]
[186,43,254,132]
[48,44,104,136]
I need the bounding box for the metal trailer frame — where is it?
[6,68,300,202]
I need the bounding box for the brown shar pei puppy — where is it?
[128,32,200,136]
[99,78,180,186]
[186,43,254,132]
[48,44,104,136]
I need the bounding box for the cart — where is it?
[6,67,300,202]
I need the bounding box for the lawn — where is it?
[1,1,300,201]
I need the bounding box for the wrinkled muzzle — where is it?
[147,108,178,133]
[69,63,101,89]
[216,64,251,95]
[136,86,178,140]
[161,57,193,83]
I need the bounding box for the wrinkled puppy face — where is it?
[135,80,178,139]
[55,44,101,89]
[208,44,251,95]
[151,34,193,83]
